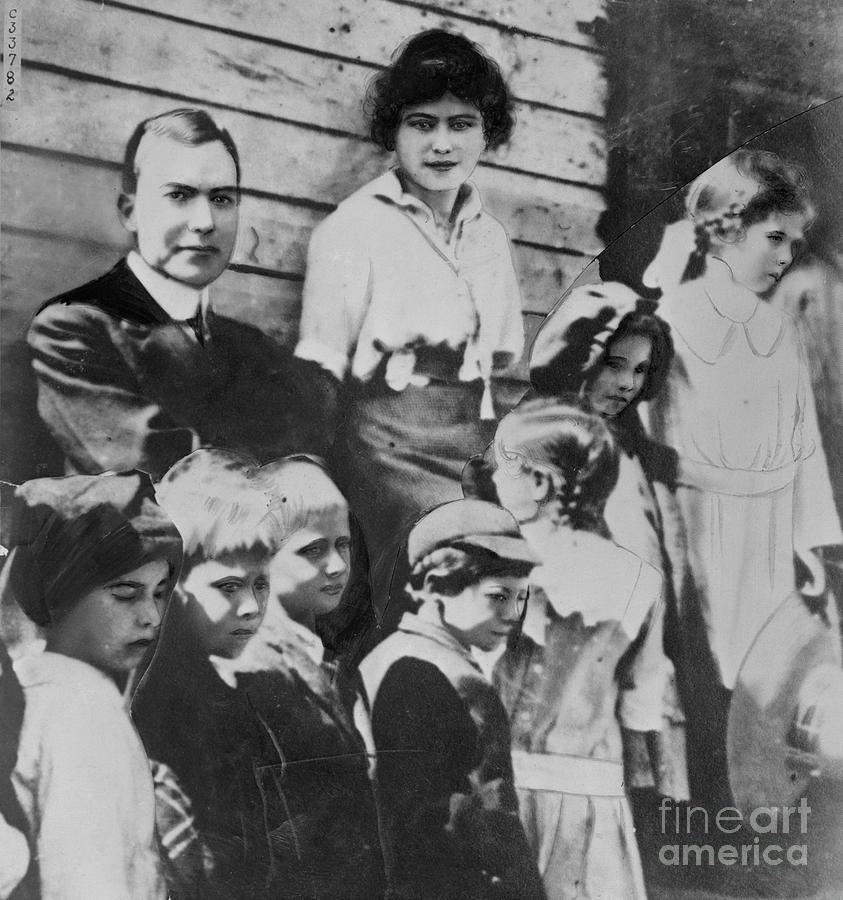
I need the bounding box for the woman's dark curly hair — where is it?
[587,309,674,405]
[366,29,515,152]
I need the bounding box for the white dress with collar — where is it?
[649,269,841,687]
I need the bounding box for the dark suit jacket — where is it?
[27,260,333,478]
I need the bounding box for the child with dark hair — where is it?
[3,471,182,899]
[359,499,544,900]
[491,398,668,900]
[295,29,524,623]
[642,149,842,801]
[529,284,689,802]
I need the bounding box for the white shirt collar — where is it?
[369,168,483,226]
[127,250,207,322]
[666,267,785,362]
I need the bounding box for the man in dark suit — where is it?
[28,108,326,478]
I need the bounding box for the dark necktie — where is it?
[185,309,204,346]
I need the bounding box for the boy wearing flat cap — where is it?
[359,499,546,900]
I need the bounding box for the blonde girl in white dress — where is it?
[643,149,842,800]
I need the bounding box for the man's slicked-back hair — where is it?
[121,107,241,195]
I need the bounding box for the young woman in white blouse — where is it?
[295,29,524,620]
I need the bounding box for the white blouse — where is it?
[295,169,524,400]
[13,652,164,900]
[651,266,841,553]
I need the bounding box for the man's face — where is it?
[120,134,239,288]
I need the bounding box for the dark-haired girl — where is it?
[531,283,678,565]
[359,500,544,899]
[295,30,524,614]
[491,399,667,900]
[4,472,182,899]
[529,286,689,798]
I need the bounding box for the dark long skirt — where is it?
[331,375,496,631]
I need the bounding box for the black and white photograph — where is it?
[1,1,841,898]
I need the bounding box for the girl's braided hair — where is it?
[683,148,814,280]
[495,396,619,534]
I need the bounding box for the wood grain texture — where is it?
[396,0,604,46]
[6,69,605,254]
[2,1,611,480]
[107,0,606,111]
[26,1,606,186]
[127,0,604,50]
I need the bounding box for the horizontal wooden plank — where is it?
[6,69,605,254]
[211,269,302,347]
[0,149,319,274]
[1,232,125,343]
[130,0,602,52]
[413,0,604,47]
[493,105,606,188]
[3,148,592,314]
[26,1,606,185]
[512,244,594,315]
[106,0,605,113]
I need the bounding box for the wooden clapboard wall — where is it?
[1,0,607,481]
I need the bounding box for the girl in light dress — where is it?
[642,148,842,800]
[529,284,689,800]
[4,471,182,900]
[295,29,524,622]
[491,398,668,900]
